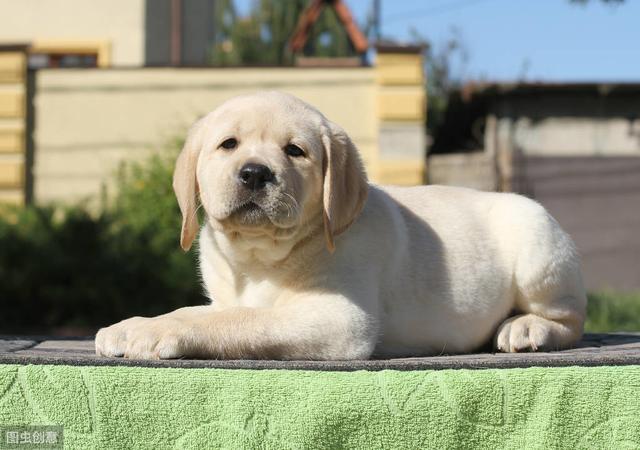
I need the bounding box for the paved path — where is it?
[1,333,639,371]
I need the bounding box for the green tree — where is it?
[408,27,469,137]
[253,0,307,64]
[0,140,205,333]
[210,0,359,66]
[300,3,356,58]
[210,0,240,65]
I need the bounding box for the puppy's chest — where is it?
[233,278,282,308]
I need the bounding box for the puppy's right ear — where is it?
[173,119,205,251]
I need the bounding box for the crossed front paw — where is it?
[95,316,189,360]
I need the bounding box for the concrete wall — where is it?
[488,92,640,292]
[492,93,640,157]
[512,155,640,292]
[427,89,640,291]
[33,67,379,203]
[512,117,640,156]
[427,152,495,191]
[0,0,145,66]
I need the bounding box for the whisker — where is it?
[282,192,298,205]
[189,201,204,223]
[282,192,300,213]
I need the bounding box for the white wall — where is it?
[513,117,640,156]
[33,67,378,203]
[427,153,496,191]
[0,0,145,66]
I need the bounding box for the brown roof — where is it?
[461,81,640,101]
[0,43,30,52]
[375,44,426,54]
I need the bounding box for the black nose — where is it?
[238,163,275,191]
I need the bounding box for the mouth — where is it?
[236,201,261,213]
[229,201,270,225]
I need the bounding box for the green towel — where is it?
[1,364,639,449]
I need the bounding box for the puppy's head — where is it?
[173,91,368,253]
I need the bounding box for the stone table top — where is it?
[0,333,639,371]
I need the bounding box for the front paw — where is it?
[95,316,188,360]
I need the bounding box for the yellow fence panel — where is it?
[378,87,425,122]
[0,90,25,118]
[0,125,24,153]
[0,159,24,188]
[376,53,423,86]
[0,53,26,83]
[0,189,23,205]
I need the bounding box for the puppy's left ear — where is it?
[321,121,369,253]
[173,118,205,251]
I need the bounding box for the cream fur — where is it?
[96,91,587,360]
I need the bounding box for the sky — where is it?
[234,0,640,82]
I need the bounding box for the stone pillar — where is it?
[373,45,426,185]
[0,44,28,205]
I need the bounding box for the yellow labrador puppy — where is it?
[96,91,587,360]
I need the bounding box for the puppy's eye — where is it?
[284,144,305,157]
[219,138,238,150]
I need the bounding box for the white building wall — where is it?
[33,67,378,204]
[513,117,640,156]
[0,0,146,66]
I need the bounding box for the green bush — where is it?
[0,143,205,334]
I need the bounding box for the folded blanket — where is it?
[1,364,639,449]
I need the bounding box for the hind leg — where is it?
[495,311,583,352]
[495,209,587,353]
[495,270,586,353]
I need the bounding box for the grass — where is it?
[585,292,640,332]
